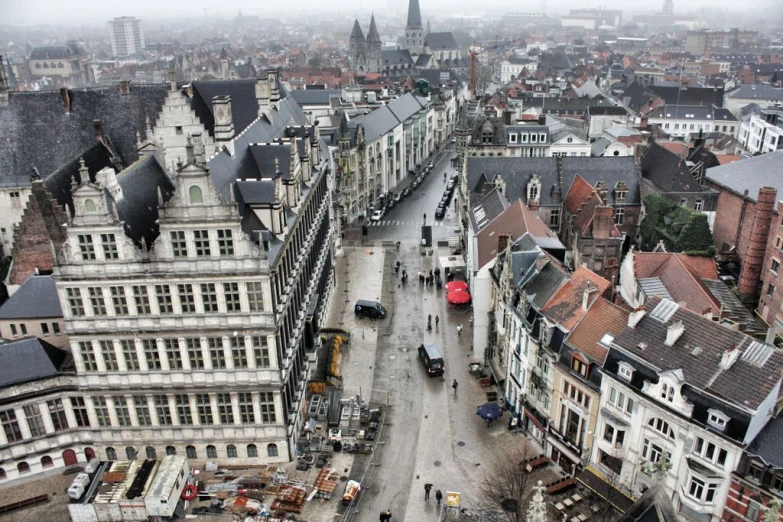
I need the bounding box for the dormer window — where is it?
[661,383,675,402]
[189,186,203,204]
[509,133,518,143]
[707,409,729,431]
[617,361,634,382]
[84,199,97,213]
[571,356,588,378]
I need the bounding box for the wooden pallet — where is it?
[270,485,307,514]
[313,468,340,499]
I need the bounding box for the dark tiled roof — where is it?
[0,275,62,319]
[30,43,82,60]
[469,188,509,232]
[424,32,459,50]
[0,338,69,387]
[588,106,628,116]
[649,85,725,108]
[190,79,260,137]
[700,279,766,337]
[289,89,342,106]
[522,258,570,309]
[381,50,414,66]
[640,142,711,193]
[706,149,783,200]
[44,141,117,215]
[746,414,783,469]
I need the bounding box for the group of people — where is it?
[418,268,442,289]
[424,483,445,506]
[427,314,440,331]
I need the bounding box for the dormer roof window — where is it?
[707,409,729,431]
[617,361,634,382]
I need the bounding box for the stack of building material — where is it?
[270,484,308,513]
[313,468,340,500]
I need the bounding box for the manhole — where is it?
[433,461,442,467]
[340,476,349,482]
[457,441,465,447]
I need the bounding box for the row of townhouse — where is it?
[738,106,783,155]
[489,236,783,521]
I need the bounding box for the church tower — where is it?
[349,19,366,72]
[366,15,382,73]
[405,0,423,55]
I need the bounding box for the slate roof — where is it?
[588,106,628,116]
[424,32,459,50]
[382,49,414,67]
[466,156,640,208]
[746,414,783,469]
[0,338,70,387]
[615,484,679,522]
[349,105,398,143]
[0,85,169,189]
[649,85,725,108]
[566,297,629,364]
[640,142,715,193]
[521,256,570,309]
[700,279,766,337]
[727,84,783,102]
[0,275,62,319]
[647,104,737,122]
[290,89,342,106]
[30,43,82,60]
[542,266,611,331]
[706,148,783,200]
[608,296,783,412]
[190,79,261,137]
[469,188,510,232]
[511,96,613,116]
[406,0,422,29]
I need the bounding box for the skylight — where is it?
[650,299,679,323]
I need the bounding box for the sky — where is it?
[0,0,777,26]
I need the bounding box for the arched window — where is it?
[206,445,217,458]
[125,447,136,460]
[680,198,688,207]
[186,445,197,459]
[84,199,97,213]
[166,446,176,456]
[227,444,237,458]
[189,186,204,204]
[106,447,117,460]
[648,418,675,439]
[247,444,258,458]
[694,198,704,211]
[41,456,54,468]
[17,462,30,474]
[0,468,5,479]
[267,443,278,457]
[146,446,156,459]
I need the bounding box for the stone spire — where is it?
[526,481,547,522]
[406,0,423,30]
[350,19,365,43]
[366,14,381,43]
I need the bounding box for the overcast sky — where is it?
[0,0,777,26]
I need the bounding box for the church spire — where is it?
[406,0,422,30]
[366,14,381,43]
[350,19,365,43]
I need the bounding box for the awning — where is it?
[439,255,466,269]
[575,466,635,514]
[446,290,471,304]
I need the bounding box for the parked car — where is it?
[403,186,413,197]
[435,205,446,219]
[355,300,387,319]
[394,192,403,204]
[451,137,456,143]
[371,210,384,222]
[428,161,434,170]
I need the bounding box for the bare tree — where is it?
[475,447,535,522]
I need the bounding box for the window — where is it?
[93,397,111,427]
[224,283,241,313]
[145,446,157,459]
[196,394,213,425]
[17,462,30,474]
[238,392,255,424]
[259,392,276,423]
[170,231,187,257]
[84,199,96,212]
[687,476,718,503]
[151,284,173,314]
[548,209,560,228]
[189,185,203,204]
[661,383,675,402]
[79,341,98,371]
[155,395,172,426]
[143,340,162,371]
[186,445,197,459]
[100,341,119,371]
[562,381,590,408]
[648,417,675,439]
[693,437,728,466]
[41,322,50,336]
[608,387,634,414]
[613,207,624,225]
[166,446,176,456]
[78,234,96,260]
[571,358,588,378]
[772,474,783,492]
[603,424,625,448]
[267,443,279,457]
[132,285,151,315]
[767,283,776,298]
[20,324,26,335]
[165,339,183,370]
[110,286,128,315]
[134,396,151,426]
[193,230,210,257]
[66,288,85,316]
[209,338,226,369]
[642,438,668,465]
[186,338,204,370]
[201,283,218,313]
[773,259,781,273]
[113,396,131,427]
[246,444,258,458]
[24,404,46,437]
[41,456,54,468]
[175,394,192,425]
[708,409,729,430]
[124,447,136,460]
[101,233,119,260]
[227,444,238,458]
[44,398,67,432]
[559,405,585,447]
[53,322,60,335]
[206,445,217,458]
[616,190,627,201]
[231,337,248,368]
[217,229,234,256]
[254,336,270,367]
[89,287,107,316]
[693,198,704,212]
[247,282,264,312]
[218,393,234,425]
[617,362,634,382]
[120,341,139,371]
[746,500,761,522]
[10,324,17,337]
[71,397,90,427]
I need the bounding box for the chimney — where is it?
[268,68,281,106]
[503,110,513,125]
[274,157,284,203]
[255,71,272,119]
[119,80,130,95]
[93,119,105,143]
[593,206,614,238]
[302,129,312,183]
[60,87,71,114]
[582,282,598,310]
[212,95,235,142]
[538,114,546,125]
[628,307,646,328]
[738,187,777,299]
[665,320,685,347]
[719,346,740,370]
[497,234,511,256]
[97,166,123,203]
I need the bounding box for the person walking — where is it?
[435,490,443,507]
[457,324,463,336]
[424,483,433,500]
[435,315,440,330]
[423,213,427,223]
[452,379,458,395]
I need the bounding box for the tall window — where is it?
[206,445,217,458]
[549,209,560,228]
[45,399,68,432]
[186,338,204,370]
[227,444,238,458]
[254,336,270,367]
[193,230,211,257]
[642,438,668,465]
[24,404,46,437]
[78,234,96,260]
[113,397,131,427]
[259,392,276,424]
[224,283,241,313]
[101,233,119,260]
[106,448,117,461]
[165,339,183,370]
[217,393,233,425]
[66,288,85,317]
[132,285,151,315]
[166,446,176,455]
[170,231,187,257]
[267,443,279,457]
[175,395,192,425]
[661,383,675,402]
[209,338,226,369]
[196,394,213,425]
[247,281,264,312]
[70,397,90,427]
[217,229,234,256]
[79,342,98,372]
[134,396,151,426]
[178,284,196,313]
[609,387,634,415]
[189,186,203,204]
[247,444,258,458]
[155,285,173,314]
[146,446,157,459]
[613,207,625,225]
[687,476,718,503]
[110,286,128,315]
[648,417,675,439]
[186,445,197,459]
[93,397,111,427]
[88,287,107,316]
[238,392,255,424]
[143,340,162,370]
[201,283,218,313]
[0,409,22,442]
[154,395,172,426]
[120,340,140,371]
[694,199,704,212]
[231,337,248,368]
[100,341,119,371]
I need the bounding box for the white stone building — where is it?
[738,108,783,155]
[647,104,738,140]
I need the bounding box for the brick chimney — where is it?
[593,206,614,238]
[738,186,777,299]
[497,234,512,255]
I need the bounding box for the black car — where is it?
[403,186,413,197]
[355,300,387,319]
[435,205,446,219]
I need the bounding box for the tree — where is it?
[476,448,534,522]
[308,56,322,68]
[639,194,715,255]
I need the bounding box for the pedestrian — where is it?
[435,489,443,507]
[435,315,440,329]
[452,379,458,394]
[385,509,392,521]
[457,324,463,336]
[429,269,433,278]
[423,213,427,222]
[424,483,433,500]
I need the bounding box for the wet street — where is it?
[328,145,543,522]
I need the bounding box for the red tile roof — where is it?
[542,266,612,331]
[566,297,629,363]
[632,251,719,315]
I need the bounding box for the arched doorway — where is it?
[85,448,95,461]
[62,449,78,466]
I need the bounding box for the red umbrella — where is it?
[445,281,468,292]
[446,289,471,304]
